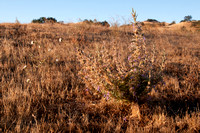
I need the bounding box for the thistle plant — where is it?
[77,9,165,102]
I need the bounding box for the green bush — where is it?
[32,17,57,24]
[180,15,192,22]
[146,19,159,23]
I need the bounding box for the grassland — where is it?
[0,21,199,132]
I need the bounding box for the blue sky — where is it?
[0,0,199,24]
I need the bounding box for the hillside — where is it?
[0,22,199,132]
[142,21,200,32]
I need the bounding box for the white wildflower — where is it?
[23,65,27,69]
[26,79,30,83]
[59,38,62,42]
[56,59,59,62]
[31,41,34,45]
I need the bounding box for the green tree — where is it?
[146,19,159,22]
[181,15,192,22]
[32,17,57,23]
[47,17,57,23]
[184,15,192,21]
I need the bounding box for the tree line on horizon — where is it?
[31,15,198,25]
[31,17,110,27]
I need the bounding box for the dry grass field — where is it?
[0,19,199,132]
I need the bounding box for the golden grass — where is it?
[0,21,199,132]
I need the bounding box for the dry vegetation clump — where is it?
[0,12,200,132]
[77,9,165,106]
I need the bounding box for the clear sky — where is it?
[0,0,199,24]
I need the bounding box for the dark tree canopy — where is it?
[181,15,192,22]
[146,19,159,23]
[32,17,57,24]
[184,15,192,21]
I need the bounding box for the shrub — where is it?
[32,17,57,24]
[77,9,165,103]
[181,26,187,31]
[146,19,159,23]
[180,15,192,22]
[82,19,110,27]
[32,17,46,23]
[191,20,200,28]
[96,21,110,27]
[184,15,192,22]
[169,21,176,25]
[83,19,93,24]
[160,22,166,26]
[46,17,57,23]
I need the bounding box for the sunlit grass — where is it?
[0,10,199,132]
